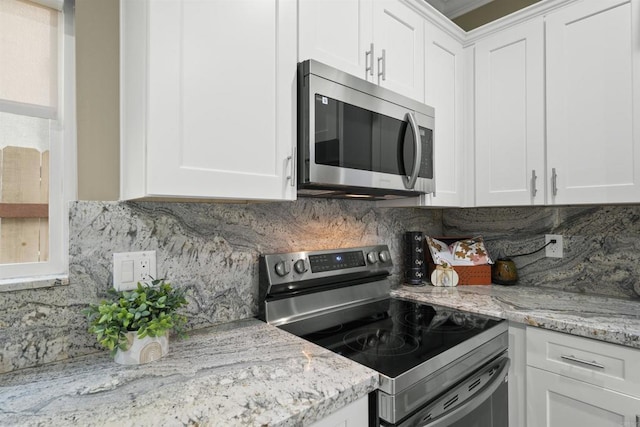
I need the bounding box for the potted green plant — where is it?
[83,279,188,365]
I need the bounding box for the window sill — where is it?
[0,276,69,292]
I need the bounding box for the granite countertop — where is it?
[0,319,378,427]
[393,284,640,349]
[4,285,640,426]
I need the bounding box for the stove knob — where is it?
[274,260,290,277]
[367,251,379,264]
[378,250,391,263]
[294,259,307,274]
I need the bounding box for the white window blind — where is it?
[0,0,58,118]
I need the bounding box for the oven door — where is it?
[299,70,434,195]
[393,354,509,427]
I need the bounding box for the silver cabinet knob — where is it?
[294,259,307,274]
[379,250,391,263]
[367,252,379,264]
[274,260,290,277]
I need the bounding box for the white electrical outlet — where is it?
[545,235,563,258]
[113,251,157,291]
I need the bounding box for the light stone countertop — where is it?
[4,285,640,427]
[393,284,640,349]
[0,319,378,427]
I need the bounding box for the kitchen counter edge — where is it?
[0,318,378,427]
[392,284,640,349]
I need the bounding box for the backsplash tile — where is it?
[443,205,640,299]
[0,199,441,373]
[7,201,639,374]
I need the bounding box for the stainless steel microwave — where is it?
[297,59,435,199]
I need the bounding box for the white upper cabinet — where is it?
[298,0,373,80]
[120,0,297,201]
[299,0,424,101]
[546,0,640,204]
[424,20,466,207]
[376,11,467,208]
[372,1,424,100]
[474,17,545,206]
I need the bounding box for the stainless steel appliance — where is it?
[258,245,509,426]
[297,60,435,199]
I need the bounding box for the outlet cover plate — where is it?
[113,251,157,291]
[545,235,563,258]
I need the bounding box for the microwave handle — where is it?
[403,112,422,190]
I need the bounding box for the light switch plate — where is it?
[113,251,157,291]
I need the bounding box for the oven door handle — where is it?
[403,111,422,190]
[401,355,510,427]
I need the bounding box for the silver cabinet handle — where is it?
[531,169,537,197]
[286,147,296,187]
[377,49,386,81]
[403,112,422,190]
[560,354,605,369]
[551,167,558,196]
[365,43,374,77]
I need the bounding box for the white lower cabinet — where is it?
[527,366,640,427]
[308,394,369,427]
[526,327,640,427]
[508,322,527,427]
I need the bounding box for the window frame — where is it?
[0,0,76,285]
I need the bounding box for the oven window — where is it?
[314,94,431,178]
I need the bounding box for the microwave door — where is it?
[376,110,421,189]
[378,112,421,190]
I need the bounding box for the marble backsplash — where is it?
[5,201,640,374]
[443,205,640,299]
[0,199,441,374]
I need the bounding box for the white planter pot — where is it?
[114,332,169,365]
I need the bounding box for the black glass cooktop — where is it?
[299,298,503,378]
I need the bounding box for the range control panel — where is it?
[259,245,393,294]
[308,250,366,273]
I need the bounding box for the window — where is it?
[0,0,75,282]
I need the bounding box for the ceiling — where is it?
[423,0,542,31]
[423,0,496,19]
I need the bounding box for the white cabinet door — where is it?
[546,0,640,204]
[298,0,373,81]
[299,0,423,101]
[376,17,464,209]
[474,17,545,206]
[120,0,297,201]
[372,0,424,101]
[424,20,465,207]
[527,366,640,427]
[508,322,526,427]
[308,395,369,427]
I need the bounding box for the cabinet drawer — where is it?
[527,327,640,397]
[527,366,640,427]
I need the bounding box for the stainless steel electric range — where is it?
[258,245,509,426]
